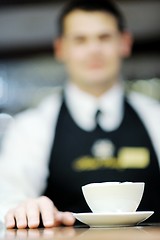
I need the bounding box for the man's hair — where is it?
[57,0,126,36]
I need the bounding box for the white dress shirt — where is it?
[65,82,124,131]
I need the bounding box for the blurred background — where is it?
[0,0,160,115]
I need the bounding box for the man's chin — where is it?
[82,76,115,91]
[84,77,110,86]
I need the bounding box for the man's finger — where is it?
[14,206,27,229]
[60,212,75,226]
[5,210,16,229]
[38,196,54,227]
[26,200,40,228]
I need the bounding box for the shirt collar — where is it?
[64,81,125,131]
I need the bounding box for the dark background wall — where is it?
[0,0,160,114]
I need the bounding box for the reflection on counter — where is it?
[1,225,160,240]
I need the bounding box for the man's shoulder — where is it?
[14,87,63,125]
[127,91,160,111]
[37,86,63,112]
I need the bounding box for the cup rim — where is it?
[82,181,145,189]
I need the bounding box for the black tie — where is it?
[95,109,101,129]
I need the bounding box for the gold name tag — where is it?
[118,147,150,169]
[72,147,150,171]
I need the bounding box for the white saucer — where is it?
[73,211,154,228]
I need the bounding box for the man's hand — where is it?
[5,196,75,229]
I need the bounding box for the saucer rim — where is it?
[73,211,154,216]
[73,211,154,228]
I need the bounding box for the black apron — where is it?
[44,97,160,222]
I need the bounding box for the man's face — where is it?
[55,10,132,91]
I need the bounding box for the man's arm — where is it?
[0,94,63,227]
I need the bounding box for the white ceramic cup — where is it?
[82,182,145,213]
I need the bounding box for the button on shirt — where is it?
[65,82,125,131]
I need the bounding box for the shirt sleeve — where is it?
[0,93,61,222]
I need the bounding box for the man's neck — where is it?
[72,80,119,98]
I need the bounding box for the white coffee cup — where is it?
[82,182,144,213]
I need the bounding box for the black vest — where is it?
[44,97,160,222]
